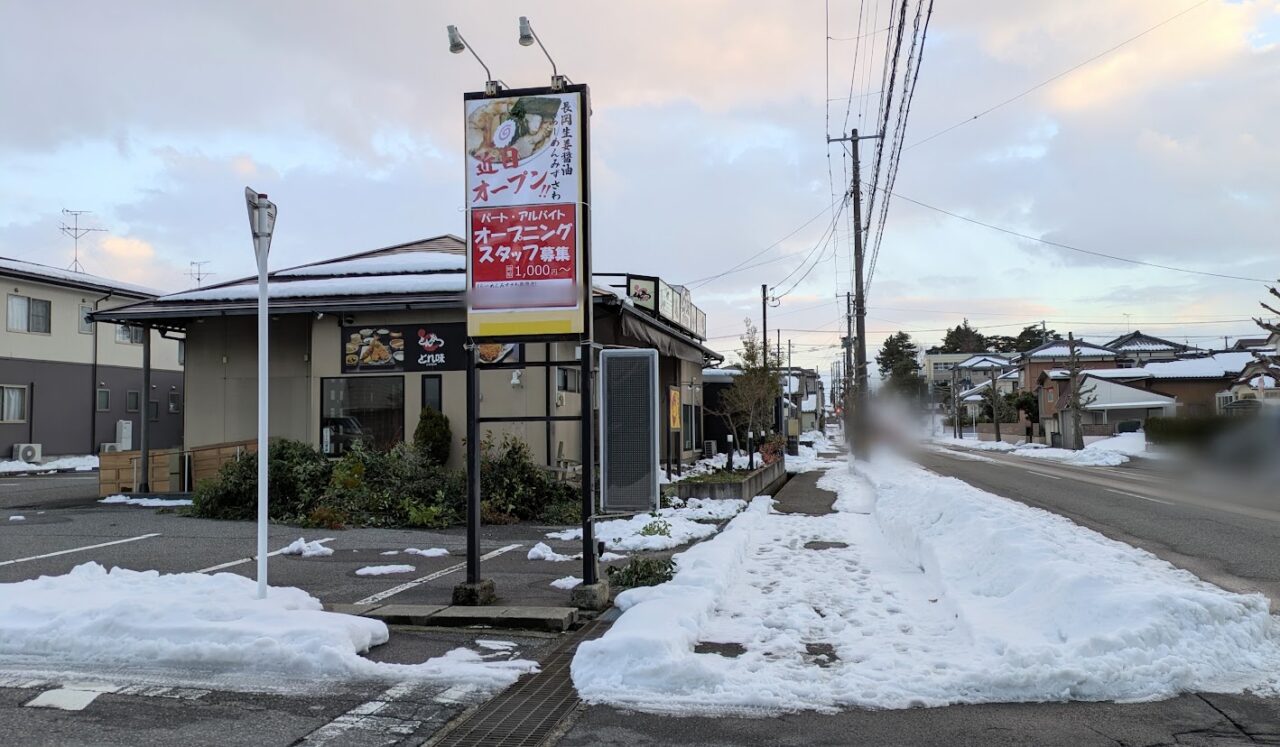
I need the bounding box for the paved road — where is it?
[915,445,1280,605]
[0,471,102,511]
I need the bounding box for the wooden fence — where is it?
[99,439,256,497]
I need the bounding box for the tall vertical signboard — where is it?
[465,87,589,338]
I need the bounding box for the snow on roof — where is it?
[275,252,464,277]
[1045,368,1152,380]
[801,393,818,413]
[958,380,992,398]
[161,274,465,302]
[1247,375,1278,388]
[0,256,160,297]
[998,369,1020,380]
[1140,352,1255,379]
[702,368,741,383]
[1104,330,1189,352]
[1083,400,1176,410]
[1024,341,1117,359]
[956,354,1012,369]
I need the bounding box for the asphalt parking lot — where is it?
[0,472,614,746]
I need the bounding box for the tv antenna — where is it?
[188,260,214,287]
[59,209,107,272]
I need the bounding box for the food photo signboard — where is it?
[464,86,589,338]
[340,324,523,374]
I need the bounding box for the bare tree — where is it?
[1062,332,1097,450]
[706,320,780,468]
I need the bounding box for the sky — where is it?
[1,0,1277,377]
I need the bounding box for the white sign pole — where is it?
[245,188,276,600]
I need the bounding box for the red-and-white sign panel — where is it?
[470,204,578,310]
[465,89,586,336]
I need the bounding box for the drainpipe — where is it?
[139,325,151,492]
[89,292,113,454]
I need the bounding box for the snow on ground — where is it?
[550,576,583,590]
[354,565,415,576]
[933,431,1153,467]
[0,563,537,687]
[0,455,98,474]
[404,547,449,558]
[573,452,1280,714]
[1015,445,1129,467]
[529,542,579,562]
[600,552,627,561]
[99,495,194,508]
[548,498,746,552]
[279,538,334,558]
[8,515,24,521]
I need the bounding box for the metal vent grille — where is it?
[599,349,658,514]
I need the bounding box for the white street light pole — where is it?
[245,187,277,599]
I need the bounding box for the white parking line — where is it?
[1105,488,1172,505]
[0,533,160,567]
[1023,470,1062,480]
[196,538,335,573]
[355,543,523,606]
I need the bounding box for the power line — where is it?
[828,25,891,42]
[679,201,835,288]
[906,0,1210,150]
[875,183,1273,283]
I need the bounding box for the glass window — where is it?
[7,295,28,332]
[178,340,185,366]
[1047,388,1056,403]
[422,375,442,413]
[29,299,50,334]
[79,305,94,334]
[683,403,695,450]
[126,390,141,412]
[168,391,180,413]
[321,376,404,456]
[148,400,159,422]
[1,386,26,422]
[96,388,110,411]
[557,367,580,392]
[116,324,145,344]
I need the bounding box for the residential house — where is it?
[92,237,721,476]
[922,350,993,408]
[1036,369,1177,444]
[1103,330,1196,364]
[1049,352,1257,416]
[1019,339,1120,393]
[0,257,183,458]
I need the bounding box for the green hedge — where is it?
[192,435,577,528]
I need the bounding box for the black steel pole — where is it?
[465,344,480,584]
[139,326,151,492]
[580,341,597,585]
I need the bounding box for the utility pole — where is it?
[827,128,880,460]
[787,339,793,436]
[59,209,106,273]
[951,366,960,439]
[843,291,853,440]
[989,368,1002,444]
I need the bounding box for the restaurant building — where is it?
[92,236,720,472]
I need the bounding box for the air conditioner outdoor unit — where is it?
[599,349,659,514]
[12,443,42,463]
[101,443,121,453]
[703,440,716,458]
[116,420,133,451]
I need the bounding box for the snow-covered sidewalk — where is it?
[931,431,1151,467]
[572,452,1280,714]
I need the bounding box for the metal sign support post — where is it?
[465,345,482,585]
[579,339,597,586]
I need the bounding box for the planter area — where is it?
[669,458,788,502]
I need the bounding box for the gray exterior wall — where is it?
[0,357,183,457]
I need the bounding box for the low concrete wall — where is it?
[671,458,787,502]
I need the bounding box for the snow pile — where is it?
[931,436,1019,452]
[0,455,99,474]
[550,576,583,590]
[99,495,194,508]
[405,547,449,558]
[8,515,25,521]
[547,499,746,551]
[0,563,537,687]
[355,565,415,576]
[935,432,1153,466]
[279,538,333,558]
[528,542,578,562]
[863,454,1280,703]
[1084,431,1149,456]
[1016,445,1129,466]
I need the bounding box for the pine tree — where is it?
[876,331,923,396]
[937,319,988,353]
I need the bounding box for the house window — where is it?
[167,391,180,414]
[320,376,405,455]
[683,403,695,450]
[79,304,94,334]
[126,390,141,412]
[557,367,580,392]
[7,295,51,334]
[178,340,185,366]
[148,400,159,422]
[1046,388,1055,403]
[116,324,145,344]
[1,385,27,422]
[422,375,442,413]
[96,388,110,412]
